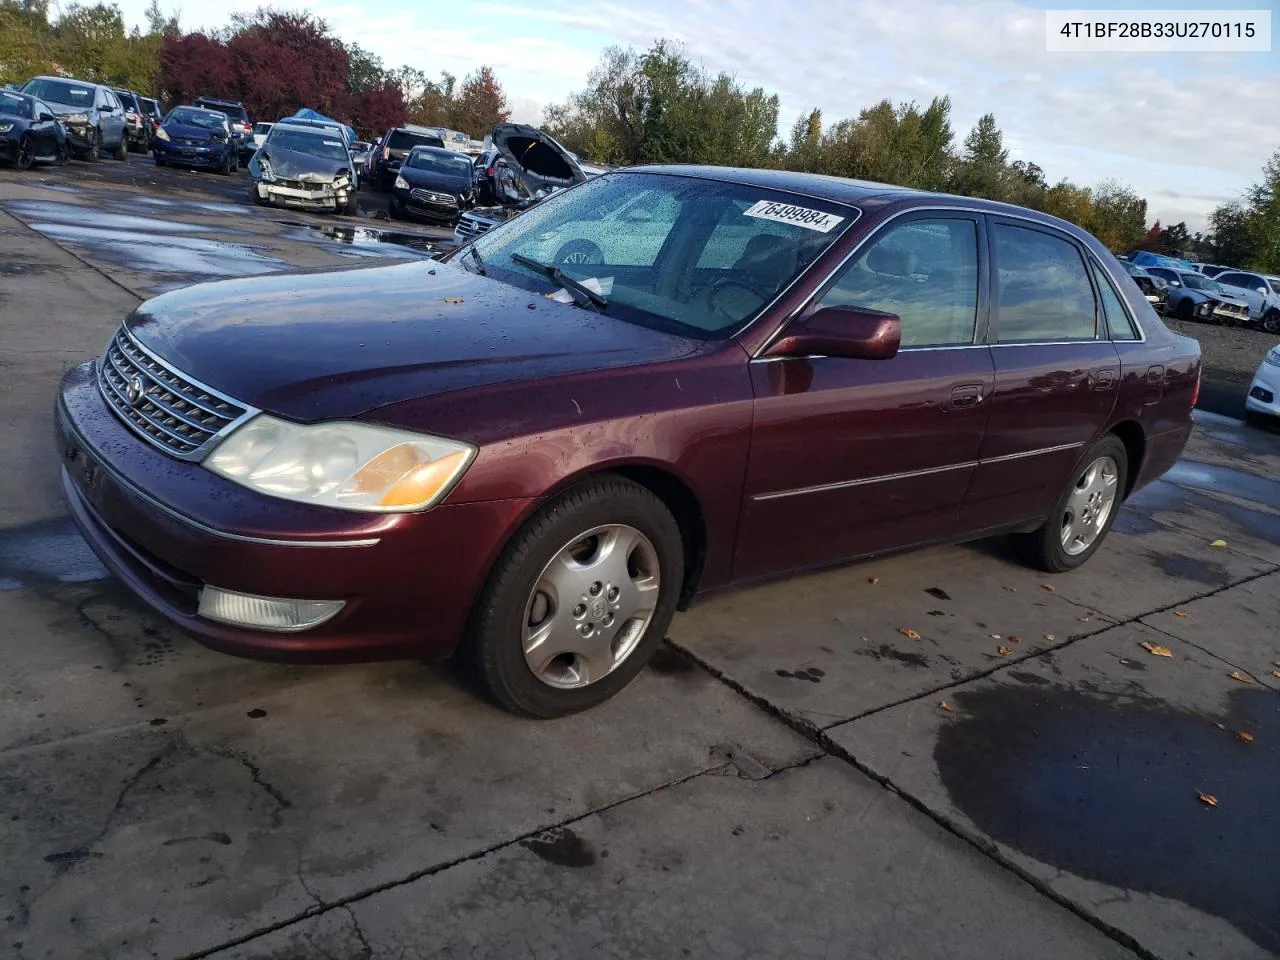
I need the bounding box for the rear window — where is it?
[253,123,273,136]
[388,131,443,151]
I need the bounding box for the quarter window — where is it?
[1091,263,1140,341]
[993,224,1097,342]
[815,218,980,347]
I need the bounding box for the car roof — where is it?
[409,145,468,156]
[273,122,339,135]
[195,96,243,106]
[172,106,226,118]
[28,75,104,88]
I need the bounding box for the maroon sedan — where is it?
[56,167,1200,716]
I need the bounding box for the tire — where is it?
[387,200,402,220]
[468,476,684,718]
[341,195,358,216]
[56,141,69,166]
[113,136,127,162]
[1262,311,1280,335]
[83,127,101,162]
[16,134,34,171]
[554,239,604,265]
[1174,298,1194,322]
[1013,435,1128,574]
[218,152,231,176]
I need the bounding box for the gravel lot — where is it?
[1164,316,1279,421]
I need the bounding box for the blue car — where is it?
[152,106,239,174]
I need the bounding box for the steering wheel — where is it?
[706,276,772,319]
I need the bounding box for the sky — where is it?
[113,0,1280,231]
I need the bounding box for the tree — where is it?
[1206,149,1280,271]
[450,66,509,136]
[950,113,1008,200]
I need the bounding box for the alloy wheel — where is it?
[16,135,34,170]
[522,524,661,689]
[1060,456,1119,556]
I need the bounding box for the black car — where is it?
[193,96,253,160]
[19,76,127,161]
[389,146,475,224]
[0,89,67,169]
[367,126,446,190]
[112,88,151,152]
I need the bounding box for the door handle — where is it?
[1091,368,1117,390]
[950,383,984,408]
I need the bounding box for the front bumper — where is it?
[392,188,463,223]
[56,360,535,662]
[155,140,227,168]
[255,180,347,211]
[1,133,19,164]
[62,124,95,152]
[1245,361,1280,417]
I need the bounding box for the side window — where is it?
[1092,262,1140,341]
[993,224,1097,342]
[815,218,980,348]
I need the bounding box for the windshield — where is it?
[21,78,94,107]
[406,150,472,177]
[0,91,32,119]
[1181,274,1219,292]
[200,102,248,122]
[388,131,442,152]
[139,98,160,117]
[468,172,855,339]
[265,128,349,161]
[166,108,224,130]
[115,91,137,110]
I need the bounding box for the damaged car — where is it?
[248,122,358,215]
[1149,268,1252,325]
[18,75,127,161]
[453,123,587,244]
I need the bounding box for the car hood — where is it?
[397,166,471,193]
[1204,292,1249,307]
[253,146,349,181]
[489,123,586,202]
[43,99,93,116]
[124,262,701,421]
[164,122,221,141]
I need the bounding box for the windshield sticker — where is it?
[323,140,343,147]
[743,200,844,233]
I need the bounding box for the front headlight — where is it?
[0,122,12,133]
[154,126,170,141]
[394,174,409,190]
[204,415,476,512]
[64,113,89,124]
[1266,348,1280,367]
[258,158,275,182]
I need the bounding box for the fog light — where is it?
[198,586,344,632]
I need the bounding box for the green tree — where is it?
[450,66,510,136]
[951,113,1008,200]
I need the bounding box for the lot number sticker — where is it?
[743,200,844,233]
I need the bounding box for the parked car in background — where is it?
[248,121,357,214]
[389,146,474,224]
[1212,270,1280,333]
[152,106,238,174]
[367,125,446,190]
[55,167,1200,717]
[453,123,587,245]
[348,140,371,177]
[1117,260,1167,310]
[19,76,127,161]
[251,122,273,151]
[111,88,151,153]
[0,89,67,169]
[193,97,253,161]
[1148,267,1251,324]
[1246,344,1280,422]
[137,96,162,140]
[1195,263,1231,277]
[1128,250,1199,273]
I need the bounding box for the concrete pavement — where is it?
[2,160,1277,960]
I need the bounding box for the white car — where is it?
[1246,344,1280,419]
[251,122,273,150]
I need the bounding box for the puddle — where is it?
[0,517,107,588]
[1161,461,1280,513]
[26,222,285,277]
[1191,408,1280,454]
[1127,478,1280,547]
[34,182,80,194]
[937,682,1280,953]
[5,200,211,234]
[284,222,439,259]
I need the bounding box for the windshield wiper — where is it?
[510,252,607,311]
[466,244,486,276]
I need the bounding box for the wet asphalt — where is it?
[1,156,1279,960]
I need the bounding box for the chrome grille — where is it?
[410,188,456,205]
[454,213,494,241]
[98,326,255,460]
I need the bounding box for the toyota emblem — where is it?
[125,375,146,406]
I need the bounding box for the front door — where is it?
[735,213,994,580]
[959,218,1120,534]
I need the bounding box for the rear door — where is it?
[959,218,1120,534]
[735,212,995,579]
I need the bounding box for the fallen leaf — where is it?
[1273,671,1280,680]
[1044,633,1056,642]
[1197,791,1218,807]
[1078,616,1091,622]
[443,296,465,303]
[989,634,1002,640]
[900,628,921,640]
[1210,539,1227,549]
[1229,670,1256,684]
[938,702,954,713]
[1236,730,1255,744]
[1174,611,1188,618]
[1003,586,1018,593]
[1214,722,1227,731]
[997,646,1013,656]
[867,577,881,585]
[1008,635,1024,643]
[1042,584,1055,592]
[1140,641,1173,658]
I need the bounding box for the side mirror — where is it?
[38,111,54,122]
[765,305,901,361]
[1258,287,1268,295]
[100,104,115,112]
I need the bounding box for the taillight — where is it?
[383,146,390,159]
[485,166,494,176]
[1191,367,1201,407]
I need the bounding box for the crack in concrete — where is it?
[341,905,374,959]
[99,742,175,843]
[176,755,818,960]
[202,747,292,827]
